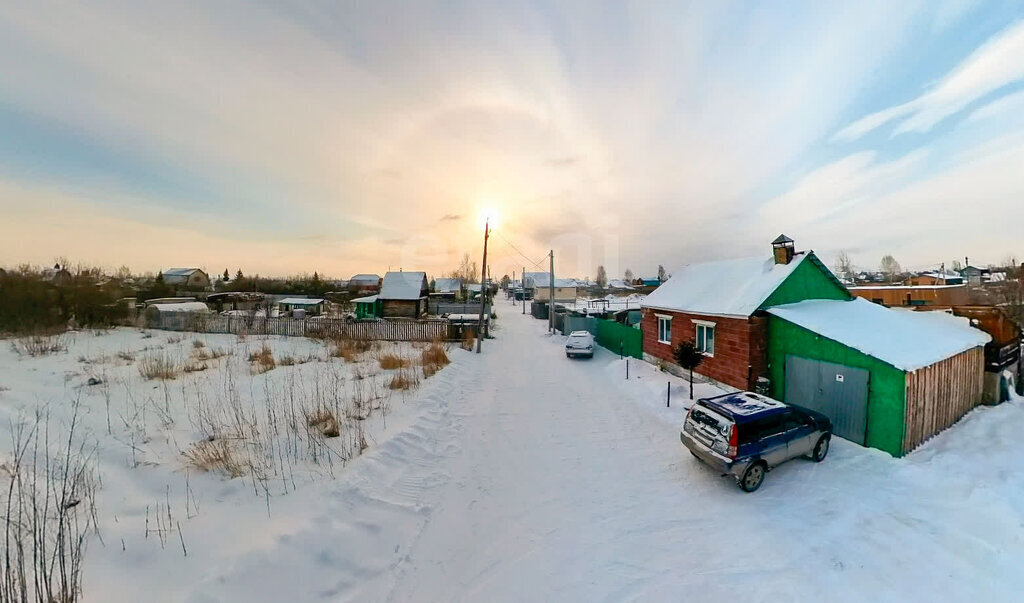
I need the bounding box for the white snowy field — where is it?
[1,309,1023,601]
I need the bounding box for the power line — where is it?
[495,232,548,271]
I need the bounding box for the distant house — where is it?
[143,301,211,327]
[962,265,990,286]
[911,271,964,286]
[161,268,210,290]
[42,264,72,286]
[524,272,577,302]
[276,297,326,317]
[432,277,464,299]
[379,271,429,318]
[606,279,635,290]
[849,284,969,307]
[348,274,382,295]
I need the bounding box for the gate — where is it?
[784,355,869,444]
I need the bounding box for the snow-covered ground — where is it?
[2,308,1023,601]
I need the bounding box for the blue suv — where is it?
[680,391,832,492]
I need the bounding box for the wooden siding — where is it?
[903,347,984,454]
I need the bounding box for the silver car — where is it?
[565,331,595,358]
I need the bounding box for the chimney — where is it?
[771,234,795,265]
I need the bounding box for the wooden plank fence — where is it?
[154,313,452,341]
[903,347,984,454]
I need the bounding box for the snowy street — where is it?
[183,307,1024,602]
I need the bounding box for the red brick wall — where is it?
[641,308,769,390]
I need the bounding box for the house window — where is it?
[694,321,715,356]
[657,315,672,344]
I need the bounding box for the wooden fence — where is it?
[903,347,984,454]
[153,313,452,341]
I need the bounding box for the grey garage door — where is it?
[784,355,869,445]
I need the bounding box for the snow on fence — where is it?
[153,313,451,341]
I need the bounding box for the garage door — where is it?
[784,355,869,445]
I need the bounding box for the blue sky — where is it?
[1,1,1023,278]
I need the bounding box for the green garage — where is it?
[766,298,989,457]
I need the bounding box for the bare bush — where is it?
[421,342,450,378]
[183,439,246,478]
[248,344,275,374]
[183,359,208,373]
[306,409,340,438]
[12,329,69,357]
[116,350,135,362]
[378,353,409,370]
[138,353,180,380]
[328,336,371,362]
[0,401,99,603]
[192,339,205,349]
[388,367,420,390]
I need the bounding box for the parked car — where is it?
[680,392,832,492]
[565,331,595,358]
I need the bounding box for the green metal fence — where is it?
[596,319,643,359]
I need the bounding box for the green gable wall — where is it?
[767,316,907,457]
[760,253,851,310]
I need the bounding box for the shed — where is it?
[143,301,211,327]
[766,297,990,456]
[379,271,429,318]
[352,294,381,319]
[277,297,326,317]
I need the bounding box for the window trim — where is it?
[692,320,716,357]
[656,314,673,345]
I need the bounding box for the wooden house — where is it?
[161,268,210,290]
[849,284,968,307]
[379,271,428,318]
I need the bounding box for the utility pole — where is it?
[475,218,490,353]
[548,249,555,333]
[522,266,526,314]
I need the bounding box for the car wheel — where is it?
[739,462,766,492]
[812,435,830,463]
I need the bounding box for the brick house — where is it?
[640,235,850,391]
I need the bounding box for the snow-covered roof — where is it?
[607,279,635,290]
[149,302,210,313]
[642,254,811,317]
[767,298,991,371]
[277,298,325,306]
[921,271,962,280]
[525,272,578,288]
[162,268,202,277]
[380,271,427,300]
[351,295,378,304]
[434,278,462,293]
[350,274,381,284]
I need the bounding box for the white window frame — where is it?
[656,314,673,345]
[692,319,716,357]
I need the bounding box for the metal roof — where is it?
[277,297,325,306]
[380,271,428,300]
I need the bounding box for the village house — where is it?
[432,277,464,300]
[276,297,326,317]
[849,283,969,307]
[641,235,849,391]
[379,271,429,318]
[348,274,382,295]
[161,268,210,290]
[524,272,578,302]
[909,271,964,286]
[642,235,992,456]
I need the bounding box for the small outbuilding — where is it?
[277,297,326,317]
[766,297,990,456]
[379,271,429,318]
[352,294,381,319]
[143,301,211,327]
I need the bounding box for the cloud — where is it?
[439,214,462,222]
[833,19,1024,141]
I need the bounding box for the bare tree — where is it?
[833,251,854,281]
[624,268,634,283]
[657,265,667,282]
[879,255,902,283]
[595,265,608,289]
[448,253,479,283]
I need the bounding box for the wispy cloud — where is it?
[833,19,1024,141]
[439,214,462,222]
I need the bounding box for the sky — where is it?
[1,1,1023,280]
